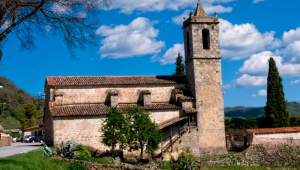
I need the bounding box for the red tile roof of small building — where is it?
[248,127,300,134]
[45,76,187,87]
[50,103,180,117]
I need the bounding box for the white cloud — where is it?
[108,0,235,14]
[253,0,265,3]
[252,89,267,97]
[223,84,232,89]
[44,25,52,33]
[172,10,191,25]
[282,27,300,45]
[0,20,11,30]
[291,79,300,85]
[96,17,165,59]
[219,19,275,60]
[258,89,267,96]
[239,51,300,77]
[235,74,267,88]
[279,41,300,63]
[153,43,184,65]
[50,1,72,14]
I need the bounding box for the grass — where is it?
[0,146,114,170]
[0,149,68,170]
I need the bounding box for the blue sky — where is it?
[1,0,300,107]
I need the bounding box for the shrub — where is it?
[40,143,53,157]
[169,148,200,170]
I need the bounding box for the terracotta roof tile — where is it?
[46,76,187,87]
[25,125,39,131]
[159,117,187,129]
[50,103,180,117]
[178,95,194,101]
[184,108,197,114]
[248,127,300,134]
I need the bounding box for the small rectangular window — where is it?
[186,32,190,57]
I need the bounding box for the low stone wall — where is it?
[0,136,12,147]
[63,158,148,170]
[199,138,300,167]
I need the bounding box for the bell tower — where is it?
[183,0,227,157]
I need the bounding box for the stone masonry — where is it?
[183,1,227,157]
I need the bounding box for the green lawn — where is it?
[0,147,114,170]
[0,149,68,170]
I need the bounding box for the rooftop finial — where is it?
[195,0,207,17]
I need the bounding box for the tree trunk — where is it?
[140,143,144,160]
[0,49,2,62]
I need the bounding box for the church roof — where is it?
[50,103,180,117]
[45,76,187,87]
[195,0,207,17]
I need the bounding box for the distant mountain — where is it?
[0,76,44,129]
[225,102,300,118]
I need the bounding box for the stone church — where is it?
[44,0,227,158]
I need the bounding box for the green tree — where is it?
[125,107,163,159]
[172,52,185,76]
[101,107,126,154]
[18,103,40,131]
[265,57,289,127]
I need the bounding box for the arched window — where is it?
[202,29,210,49]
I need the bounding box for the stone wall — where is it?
[193,58,226,157]
[172,127,200,156]
[0,136,12,147]
[53,115,108,150]
[149,110,180,125]
[200,137,300,167]
[52,109,181,150]
[51,84,187,105]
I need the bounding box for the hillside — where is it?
[225,102,300,118]
[0,76,44,129]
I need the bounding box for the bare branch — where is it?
[0,0,112,61]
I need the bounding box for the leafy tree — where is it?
[101,107,126,154]
[265,57,289,127]
[172,52,185,76]
[125,106,163,159]
[0,0,112,61]
[18,103,40,131]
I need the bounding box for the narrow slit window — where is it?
[202,29,210,49]
[186,32,190,57]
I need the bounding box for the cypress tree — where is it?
[172,52,185,76]
[265,57,289,127]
